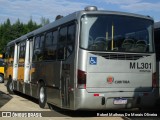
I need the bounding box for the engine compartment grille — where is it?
[93,53,150,60]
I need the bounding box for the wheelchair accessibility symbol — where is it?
[89,57,97,65]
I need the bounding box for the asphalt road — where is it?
[0,91,12,108]
[0,83,160,120]
[0,83,124,120]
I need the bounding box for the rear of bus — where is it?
[75,9,157,110]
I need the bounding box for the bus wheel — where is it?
[0,74,4,83]
[6,79,14,94]
[38,82,48,109]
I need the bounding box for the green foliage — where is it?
[40,17,50,26]
[0,18,43,53]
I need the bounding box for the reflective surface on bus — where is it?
[80,15,153,53]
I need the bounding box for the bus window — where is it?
[57,27,67,60]
[80,15,153,53]
[19,42,26,60]
[35,36,40,49]
[57,24,76,60]
[33,35,44,61]
[9,46,14,60]
[155,28,160,60]
[53,31,58,45]
[40,35,45,48]
[45,32,53,46]
[44,31,57,60]
[59,27,67,43]
[6,46,14,63]
[66,24,76,58]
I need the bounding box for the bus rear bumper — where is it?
[75,89,158,110]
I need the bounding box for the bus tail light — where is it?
[77,69,86,89]
[152,72,157,88]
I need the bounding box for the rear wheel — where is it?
[0,74,4,83]
[38,82,48,109]
[6,79,14,94]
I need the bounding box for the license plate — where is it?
[114,98,127,105]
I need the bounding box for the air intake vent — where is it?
[84,6,98,11]
[93,53,150,60]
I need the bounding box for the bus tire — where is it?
[0,74,4,83]
[38,82,48,109]
[6,79,14,94]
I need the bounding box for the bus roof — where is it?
[6,7,153,46]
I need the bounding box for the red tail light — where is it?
[152,72,157,88]
[77,69,86,89]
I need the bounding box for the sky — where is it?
[0,0,160,24]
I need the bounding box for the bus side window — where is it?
[57,23,76,60]
[19,41,26,62]
[33,35,44,61]
[6,46,14,63]
[66,24,76,58]
[10,46,14,63]
[58,27,67,60]
[52,30,58,60]
[44,30,57,61]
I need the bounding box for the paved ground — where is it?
[0,83,124,120]
[0,83,160,120]
[0,91,12,108]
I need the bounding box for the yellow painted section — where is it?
[0,67,4,74]
[18,58,25,81]
[5,66,13,78]
[4,57,14,79]
[0,55,4,75]
[18,66,24,81]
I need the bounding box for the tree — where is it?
[0,18,43,53]
[40,17,50,26]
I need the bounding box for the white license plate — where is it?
[114,98,127,105]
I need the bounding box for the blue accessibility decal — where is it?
[89,57,97,65]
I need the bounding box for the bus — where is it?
[5,6,157,110]
[0,54,5,83]
[154,21,160,100]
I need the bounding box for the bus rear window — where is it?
[80,15,154,53]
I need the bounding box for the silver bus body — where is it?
[154,21,160,99]
[5,7,157,110]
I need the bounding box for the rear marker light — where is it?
[93,93,104,97]
[152,72,157,88]
[139,93,149,96]
[77,70,86,89]
[94,94,99,96]
[143,93,149,96]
